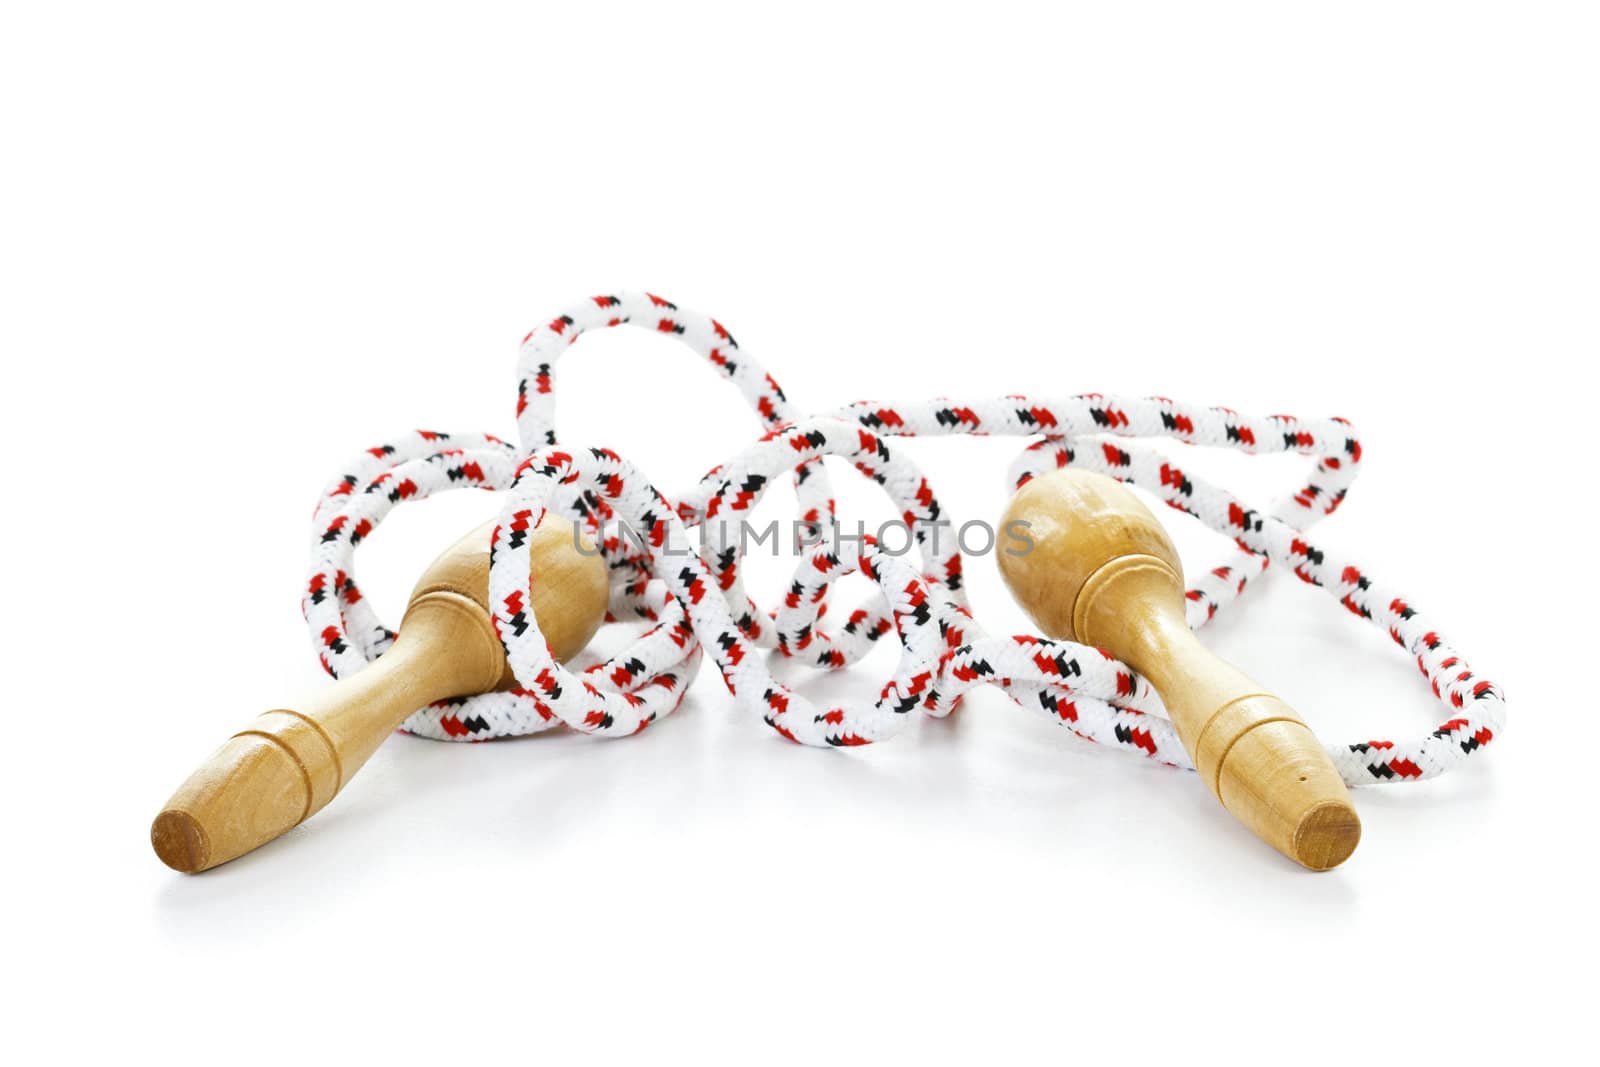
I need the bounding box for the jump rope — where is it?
[303,291,1502,785]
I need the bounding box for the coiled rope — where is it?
[303,292,1503,784]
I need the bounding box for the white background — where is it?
[4,2,1595,1062]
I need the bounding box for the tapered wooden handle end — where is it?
[152,712,339,872]
[151,810,210,873]
[1197,700,1360,870]
[999,469,1362,869]
[152,515,609,873]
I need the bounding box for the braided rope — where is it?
[303,291,1504,783]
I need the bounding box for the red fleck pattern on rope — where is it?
[303,292,1503,783]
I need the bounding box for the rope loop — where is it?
[302,293,1505,782]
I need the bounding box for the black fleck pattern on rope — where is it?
[301,292,1503,782]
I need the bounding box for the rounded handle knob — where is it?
[151,515,608,873]
[998,469,1360,870]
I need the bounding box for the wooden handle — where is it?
[151,515,609,873]
[998,470,1360,870]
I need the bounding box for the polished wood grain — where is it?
[998,469,1360,870]
[151,516,608,873]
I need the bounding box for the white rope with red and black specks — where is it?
[303,291,1504,783]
